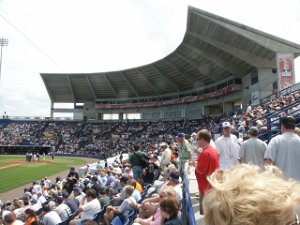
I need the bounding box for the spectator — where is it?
[103,185,137,225]
[98,186,110,207]
[160,143,171,169]
[264,116,300,180]
[66,166,79,194]
[135,187,177,224]
[41,203,62,225]
[128,144,148,183]
[176,133,192,167]
[61,190,78,213]
[215,122,240,170]
[29,198,41,213]
[195,129,219,215]
[53,196,71,222]
[239,126,267,167]
[73,187,86,205]
[2,211,23,225]
[24,209,39,225]
[70,189,101,225]
[159,197,181,225]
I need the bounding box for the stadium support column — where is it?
[119,113,124,120]
[50,102,54,118]
[257,68,278,100]
[0,38,8,81]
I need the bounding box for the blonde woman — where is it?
[203,164,300,225]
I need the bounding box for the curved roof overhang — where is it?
[41,6,300,103]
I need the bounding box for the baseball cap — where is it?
[191,132,197,136]
[70,166,75,170]
[176,133,185,138]
[249,126,259,135]
[73,187,81,193]
[169,171,180,181]
[62,190,69,198]
[30,198,38,203]
[222,122,231,128]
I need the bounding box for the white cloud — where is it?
[0,0,300,117]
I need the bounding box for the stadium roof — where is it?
[41,6,300,103]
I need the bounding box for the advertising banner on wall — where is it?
[251,90,260,105]
[277,53,295,90]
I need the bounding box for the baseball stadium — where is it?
[1,5,300,225]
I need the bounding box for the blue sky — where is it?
[0,0,300,117]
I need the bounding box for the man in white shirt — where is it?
[160,142,171,169]
[70,189,101,225]
[2,211,24,225]
[29,198,42,213]
[32,181,42,195]
[73,187,86,205]
[215,122,240,170]
[42,204,62,225]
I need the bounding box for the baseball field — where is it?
[0,155,86,193]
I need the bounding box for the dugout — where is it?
[0,145,52,155]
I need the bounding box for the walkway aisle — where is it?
[186,166,205,225]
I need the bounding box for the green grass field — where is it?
[0,155,86,193]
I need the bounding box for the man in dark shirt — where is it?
[66,166,79,194]
[128,144,148,183]
[91,176,102,195]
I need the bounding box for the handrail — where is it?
[181,163,197,225]
[252,99,300,142]
[261,82,300,104]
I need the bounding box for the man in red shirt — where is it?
[195,129,219,215]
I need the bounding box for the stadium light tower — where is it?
[0,38,8,81]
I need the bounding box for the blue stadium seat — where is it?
[127,209,138,225]
[111,216,123,225]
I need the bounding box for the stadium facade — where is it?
[41,7,300,121]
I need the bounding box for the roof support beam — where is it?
[40,75,54,102]
[176,53,218,82]
[85,75,97,99]
[136,68,160,95]
[151,65,180,92]
[120,72,139,97]
[163,59,201,85]
[188,31,275,68]
[103,74,118,98]
[67,75,75,102]
[183,42,247,75]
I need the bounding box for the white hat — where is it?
[191,132,197,136]
[159,142,168,147]
[222,122,231,128]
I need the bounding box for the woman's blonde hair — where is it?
[203,164,300,225]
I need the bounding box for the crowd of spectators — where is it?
[0,140,185,225]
